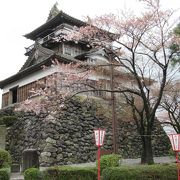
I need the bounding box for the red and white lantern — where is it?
[168,134,180,152]
[168,134,180,180]
[94,129,106,147]
[94,128,106,180]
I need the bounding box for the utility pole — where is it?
[110,57,117,154]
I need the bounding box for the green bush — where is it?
[0,116,17,127]
[43,167,60,180]
[0,168,10,180]
[24,168,42,180]
[102,163,177,180]
[97,154,121,171]
[0,149,12,168]
[43,166,97,180]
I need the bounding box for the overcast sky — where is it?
[0,0,179,82]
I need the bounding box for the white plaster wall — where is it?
[0,89,2,108]
[88,54,109,64]
[2,66,58,93]
[2,65,110,94]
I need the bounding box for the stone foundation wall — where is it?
[0,97,171,166]
[0,125,6,149]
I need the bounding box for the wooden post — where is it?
[110,61,117,154]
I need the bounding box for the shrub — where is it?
[97,154,121,171]
[0,149,12,168]
[43,167,60,180]
[43,166,97,180]
[102,163,177,180]
[0,168,10,180]
[24,168,42,180]
[0,116,17,127]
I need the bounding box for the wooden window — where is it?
[63,44,84,57]
[2,92,9,108]
[64,44,72,55]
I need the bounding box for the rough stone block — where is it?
[0,125,7,149]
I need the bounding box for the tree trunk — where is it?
[141,135,154,164]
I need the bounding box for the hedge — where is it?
[102,163,177,180]
[0,168,10,180]
[0,116,17,127]
[24,163,178,180]
[24,168,43,180]
[43,166,97,180]
[97,154,121,172]
[24,166,97,180]
[0,149,11,180]
[0,149,12,168]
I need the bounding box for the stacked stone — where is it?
[2,98,170,166]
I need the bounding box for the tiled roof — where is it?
[0,54,79,88]
[24,11,85,41]
[19,43,55,72]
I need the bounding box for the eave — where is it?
[24,11,85,41]
[0,54,79,89]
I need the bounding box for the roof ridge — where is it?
[24,11,85,40]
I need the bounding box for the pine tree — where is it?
[170,23,180,65]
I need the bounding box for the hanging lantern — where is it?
[168,134,180,152]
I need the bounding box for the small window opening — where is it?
[10,87,18,104]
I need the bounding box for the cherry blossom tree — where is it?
[16,61,93,114]
[160,81,180,132]
[61,0,179,164]
[17,0,180,164]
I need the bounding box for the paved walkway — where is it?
[10,156,176,180]
[64,156,176,167]
[121,156,175,165]
[10,173,24,180]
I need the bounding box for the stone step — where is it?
[10,173,24,180]
[11,164,21,173]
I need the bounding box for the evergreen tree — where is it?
[170,23,180,65]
